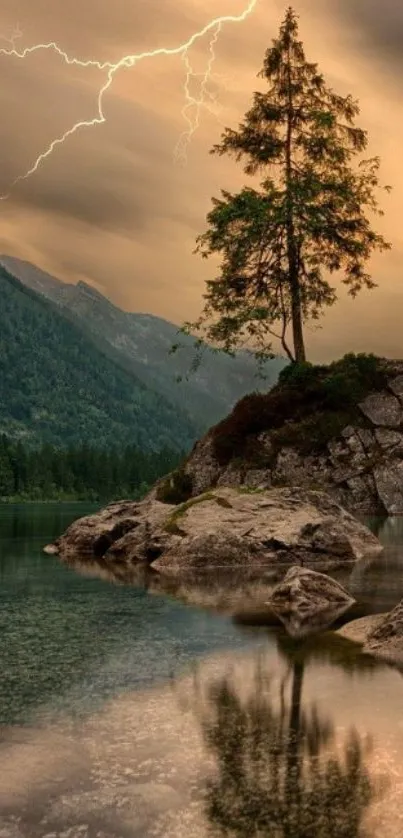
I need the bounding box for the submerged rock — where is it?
[267,566,355,638]
[45,487,382,576]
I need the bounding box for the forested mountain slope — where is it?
[0,267,196,450]
[1,255,286,426]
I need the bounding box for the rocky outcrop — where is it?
[177,359,403,514]
[267,566,355,638]
[45,487,382,576]
[337,602,403,667]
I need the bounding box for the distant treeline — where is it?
[0,434,184,501]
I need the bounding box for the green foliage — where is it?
[0,434,183,502]
[5,255,287,432]
[212,353,387,464]
[183,7,390,363]
[278,353,385,406]
[0,267,196,450]
[278,361,317,387]
[155,467,194,505]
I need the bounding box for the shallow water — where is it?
[1,504,403,837]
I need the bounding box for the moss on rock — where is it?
[164,492,219,534]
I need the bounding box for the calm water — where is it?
[1,503,403,837]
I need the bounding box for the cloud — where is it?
[0,0,402,360]
[334,0,403,64]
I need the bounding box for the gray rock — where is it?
[182,435,221,497]
[355,428,376,450]
[359,392,403,427]
[344,430,367,456]
[338,601,403,667]
[267,566,355,638]
[0,824,24,838]
[217,462,246,488]
[45,498,169,561]
[337,614,387,644]
[388,374,403,401]
[239,468,271,490]
[346,474,378,509]
[151,531,262,575]
[46,488,382,576]
[373,462,403,514]
[374,427,403,451]
[364,600,403,664]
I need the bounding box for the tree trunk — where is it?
[290,273,306,364]
[285,41,306,364]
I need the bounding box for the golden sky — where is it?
[0,0,401,361]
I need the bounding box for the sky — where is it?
[0,0,402,361]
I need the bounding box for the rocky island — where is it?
[46,354,403,665]
[45,485,381,573]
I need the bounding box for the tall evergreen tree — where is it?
[188,7,390,363]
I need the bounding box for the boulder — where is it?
[267,566,355,638]
[336,614,387,644]
[45,487,382,577]
[363,600,403,665]
[388,374,403,400]
[358,391,403,428]
[337,603,403,667]
[373,462,403,515]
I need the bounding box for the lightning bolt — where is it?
[0,23,22,50]
[174,23,222,166]
[0,0,258,198]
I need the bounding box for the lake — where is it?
[1,503,403,837]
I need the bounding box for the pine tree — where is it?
[189,7,390,363]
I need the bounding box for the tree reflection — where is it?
[200,645,377,837]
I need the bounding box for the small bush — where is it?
[278,360,322,388]
[155,467,193,505]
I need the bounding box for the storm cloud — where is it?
[0,0,402,358]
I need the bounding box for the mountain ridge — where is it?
[1,254,286,428]
[0,265,196,450]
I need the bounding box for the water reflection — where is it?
[62,550,402,636]
[199,639,380,838]
[1,505,403,836]
[0,627,400,837]
[64,556,283,623]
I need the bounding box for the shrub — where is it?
[155,467,193,505]
[278,360,322,388]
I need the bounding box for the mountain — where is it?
[0,265,197,450]
[0,255,286,427]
